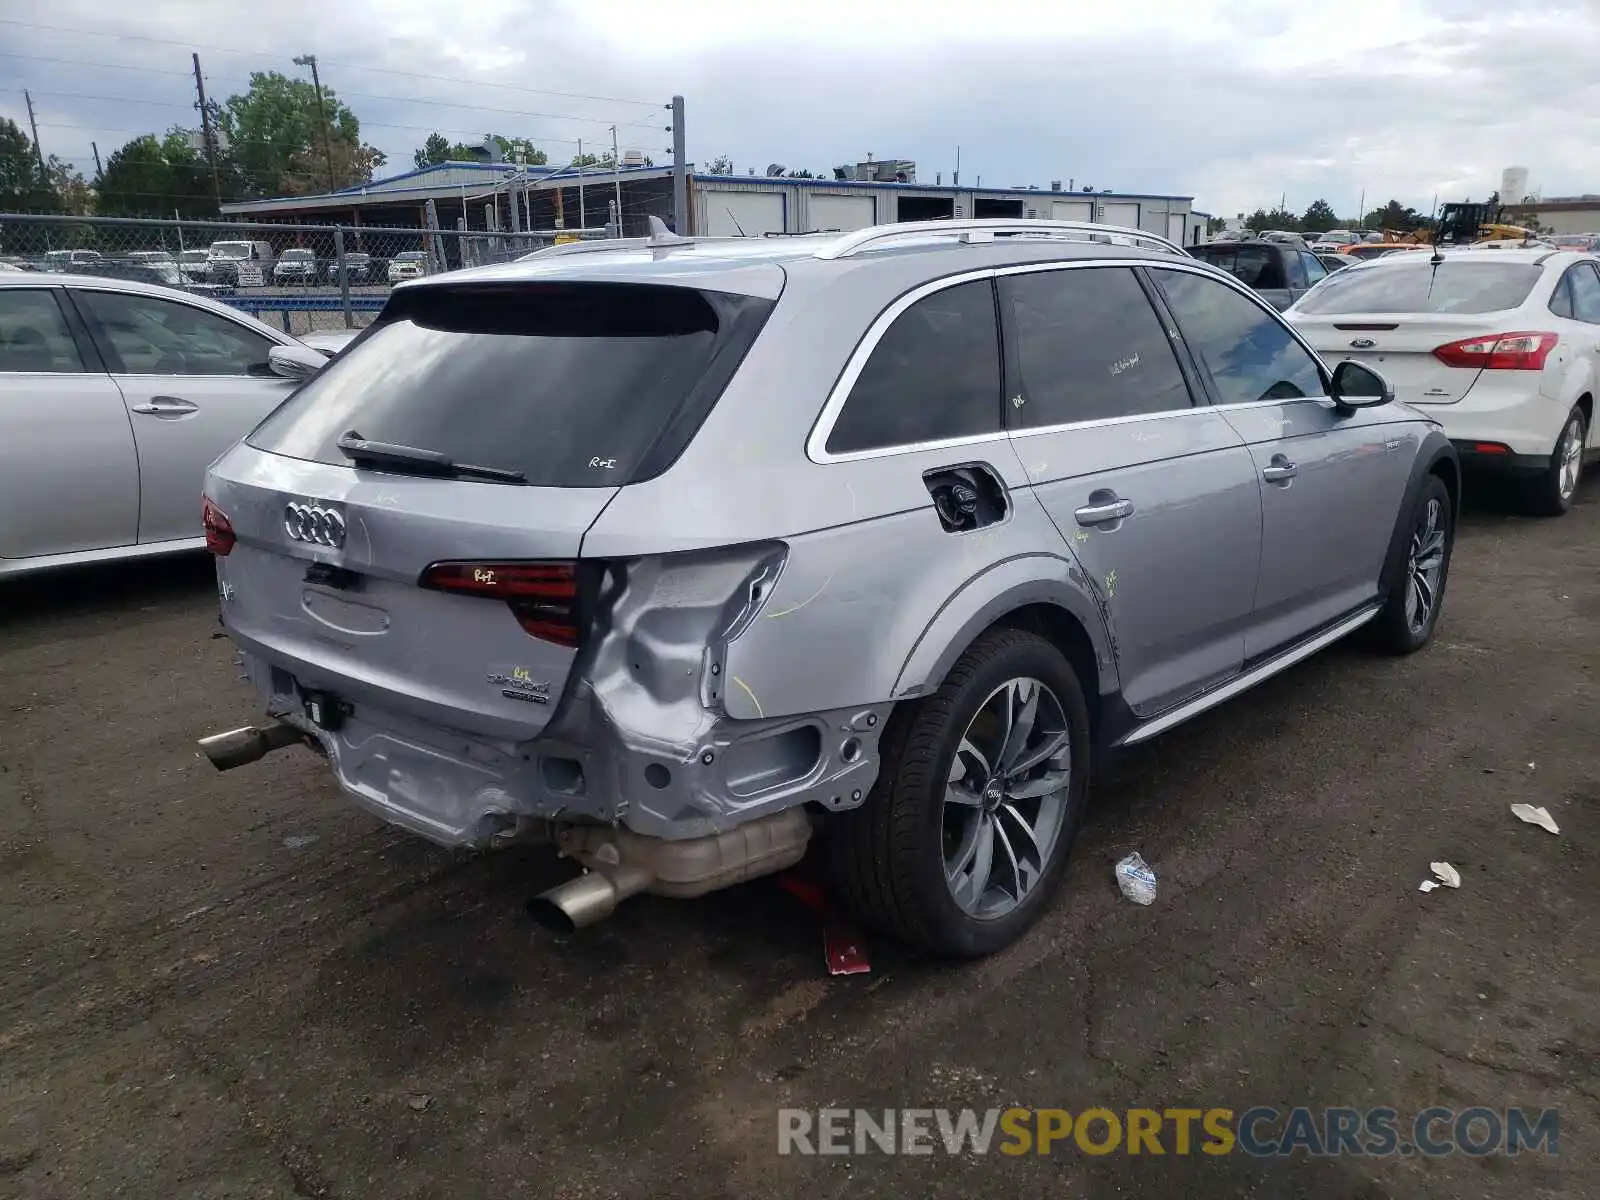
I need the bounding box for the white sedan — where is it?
[0,273,327,577]
[1287,247,1600,514]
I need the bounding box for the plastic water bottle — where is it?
[1115,853,1158,905]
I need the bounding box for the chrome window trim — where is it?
[807,257,1331,465]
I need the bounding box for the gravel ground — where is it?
[1,478,1595,1199]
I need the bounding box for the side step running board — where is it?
[1117,606,1380,748]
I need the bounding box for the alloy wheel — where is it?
[1406,495,1448,635]
[1558,415,1584,502]
[942,677,1072,920]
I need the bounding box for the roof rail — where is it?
[814,218,1187,261]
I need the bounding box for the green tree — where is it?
[0,116,65,213]
[413,132,452,168]
[220,71,384,197]
[416,133,549,167]
[704,154,733,174]
[1361,199,1426,234]
[1301,198,1338,233]
[96,130,229,218]
[1205,215,1229,235]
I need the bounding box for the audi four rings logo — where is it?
[1350,337,1377,348]
[284,502,346,548]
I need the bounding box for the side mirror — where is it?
[268,343,327,383]
[1329,359,1394,412]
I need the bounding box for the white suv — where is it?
[1288,247,1599,513]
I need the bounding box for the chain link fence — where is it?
[0,213,615,336]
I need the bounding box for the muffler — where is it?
[528,807,812,933]
[197,722,306,772]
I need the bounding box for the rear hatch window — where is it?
[247,281,774,487]
[1296,261,1543,315]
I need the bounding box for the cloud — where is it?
[2,0,1597,218]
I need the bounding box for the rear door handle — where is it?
[130,395,198,416]
[1074,497,1134,526]
[1261,456,1298,482]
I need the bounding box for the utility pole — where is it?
[610,124,623,234]
[1357,188,1365,226]
[670,95,686,235]
[23,90,45,177]
[294,54,336,193]
[192,54,223,210]
[954,145,960,188]
[91,141,103,182]
[576,137,585,229]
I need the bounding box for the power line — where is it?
[0,18,663,108]
[21,89,664,133]
[37,119,602,150]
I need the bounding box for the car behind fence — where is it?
[0,213,614,335]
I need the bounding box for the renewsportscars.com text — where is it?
[777,1106,1559,1158]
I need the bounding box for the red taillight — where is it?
[1432,331,1558,371]
[419,561,583,647]
[202,497,235,556]
[1473,442,1511,455]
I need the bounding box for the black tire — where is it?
[1369,474,1453,655]
[829,627,1091,958]
[1525,406,1587,517]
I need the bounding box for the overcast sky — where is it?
[3,0,1598,218]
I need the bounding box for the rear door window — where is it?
[0,289,86,373]
[248,282,774,487]
[1151,269,1325,406]
[999,266,1192,426]
[76,290,274,376]
[825,278,1001,455]
[1300,251,1328,285]
[1567,263,1600,324]
[1294,261,1545,315]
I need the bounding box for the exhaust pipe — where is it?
[197,722,306,772]
[527,864,653,935]
[528,807,812,933]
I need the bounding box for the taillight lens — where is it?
[202,497,235,556]
[1432,331,1558,371]
[419,561,584,647]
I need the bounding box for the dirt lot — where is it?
[2,481,1596,1199]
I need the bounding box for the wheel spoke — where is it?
[991,817,1028,901]
[1406,578,1422,628]
[1005,730,1070,779]
[1413,569,1434,613]
[1006,765,1071,801]
[998,801,1044,865]
[949,817,995,910]
[945,782,983,808]
[998,681,1039,772]
[953,736,991,783]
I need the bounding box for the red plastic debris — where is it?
[776,871,871,976]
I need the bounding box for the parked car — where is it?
[1342,242,1426,262]
[42,249,103,272]
[297,327,360,356]
[386,250,429,282]
[125,250,176,266]
[272,248,319,286]
[1314,251,1362,274]
[1186,238,1331,309]
[197,217,1458,958]
[0,273,325,578]
[1286,246,1598,514]
[1549,234,1600,252]
[324,252,375,285]
[207,239,275,286]
[178,249,215,282]
[1314,230,1356,248]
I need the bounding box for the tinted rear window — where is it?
[247,282,773,487]
[1294,261,1544,315]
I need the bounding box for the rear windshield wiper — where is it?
[336,432,527,484]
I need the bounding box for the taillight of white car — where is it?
[1431,331,1558,371]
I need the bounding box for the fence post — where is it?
[333,226,353,328]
